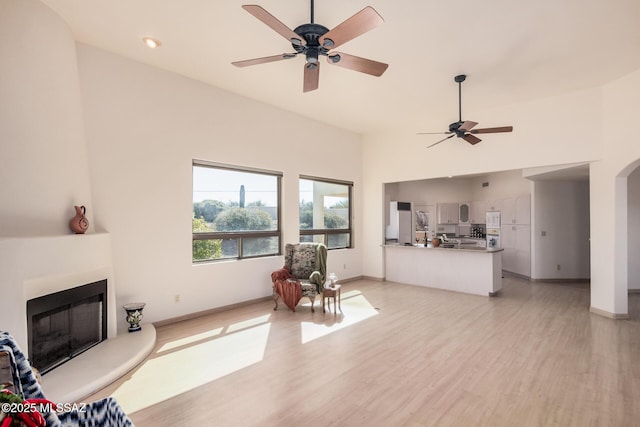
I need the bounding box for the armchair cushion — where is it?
[284,243,327,292]
[289,245,317,279]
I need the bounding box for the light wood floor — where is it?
[85,276,640,426]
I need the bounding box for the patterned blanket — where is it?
[0,331,135,427]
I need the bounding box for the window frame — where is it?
[192,160,282,262]
[299,175,353,250]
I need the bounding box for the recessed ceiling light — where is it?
[142,37,161,49]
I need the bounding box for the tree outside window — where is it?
[299,177,352,249]
[192,162,281,262]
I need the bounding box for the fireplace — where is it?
[27,280,108,374]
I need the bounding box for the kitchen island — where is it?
[384,244,503,296]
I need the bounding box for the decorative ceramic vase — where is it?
[123,303,146,332]
[432,238,440,247]
[69,205,89,234]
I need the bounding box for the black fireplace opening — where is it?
[27,279,107,374]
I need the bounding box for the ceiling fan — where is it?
[232,1,388,92]
[418,75,513,148]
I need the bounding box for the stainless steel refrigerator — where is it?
[386,201,413,245]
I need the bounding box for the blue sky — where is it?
[193,166,279,205]
[193,166,345,208]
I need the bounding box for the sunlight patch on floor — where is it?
[300,290,378,344]
[226,314,271,333]
[157,327,223,353]
[112,322,271,414]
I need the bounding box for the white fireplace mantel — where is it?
[0,233,118,354]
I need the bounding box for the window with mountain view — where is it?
[299,176,352,249]
[192,161,281,262]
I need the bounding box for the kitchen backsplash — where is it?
[432,223,486,237]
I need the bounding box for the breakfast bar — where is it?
[384,244,503,296]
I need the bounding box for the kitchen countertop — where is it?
[384,243,503,253]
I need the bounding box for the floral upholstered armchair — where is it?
[271,243,327,312]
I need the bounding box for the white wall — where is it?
[0,0,94,236]
[532,180,590,280]
[469,170,532,201]
[392,178,472,206]
[0,0,119,349]
[76,45,364,323]
[627,168,640,290]
[590,68,640,315]
[5,0,640,323]
[363,86,603,280]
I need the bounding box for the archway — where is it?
[615,158,640,315]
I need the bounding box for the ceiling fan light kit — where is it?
[418,75,514,148]
[232,1,389,92]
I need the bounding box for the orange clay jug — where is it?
[69,205,89,234]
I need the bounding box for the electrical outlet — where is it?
[343,263,346,270]
[174,294,180,303]
[556,264,561,271]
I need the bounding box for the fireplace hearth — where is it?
[27,280,107,374]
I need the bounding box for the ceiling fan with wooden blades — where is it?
[232,1,388,92]
[418,75,513,148]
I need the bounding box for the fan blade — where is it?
[462,134,482,145]
[327,52,388,76]
[459,121,478,132]
[417,131,453,135]
[242,5,306,46]
[303,63,319,92]
[427,134,455,148]
[232,53,296,67]
[470,126,513,134]
[319,6,383,49]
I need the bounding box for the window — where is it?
[192,160,281,262]
[299,176,352,249]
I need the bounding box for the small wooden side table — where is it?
[322,284,341,314]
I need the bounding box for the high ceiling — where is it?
[41,0,640,135]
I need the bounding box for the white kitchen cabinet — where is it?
[515,224,531,275]
[469,201,478,224]
[501,224,531,277]
[500,225,516,271]
[500,195,530,225]
[437,203,459,224]
[470,200,488,224]
[487,199,502,212]
[500,195,530,276]
[515,194,531,224]
[501,198,515,225]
